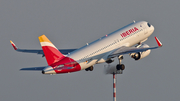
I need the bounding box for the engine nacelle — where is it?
[130,44,151,60]
[105,59,114,64]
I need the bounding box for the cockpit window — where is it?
[147,23,151,27]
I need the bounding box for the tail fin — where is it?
[38,35,65,66]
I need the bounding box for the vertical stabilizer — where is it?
[38,35,65,66]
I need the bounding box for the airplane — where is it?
[10,21,162,74]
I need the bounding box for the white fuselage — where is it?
[67,21,154,70]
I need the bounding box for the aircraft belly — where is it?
[79,59,97,70]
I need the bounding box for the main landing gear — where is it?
[85,66,94,71]
[116,55,125,71]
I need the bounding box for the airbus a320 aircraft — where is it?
[10,21,162,74]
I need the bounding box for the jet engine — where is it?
[130,44,151,60]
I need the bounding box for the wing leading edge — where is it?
[10,40,76,55]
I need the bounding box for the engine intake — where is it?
[130,44,151,60]
[131,52,141,60]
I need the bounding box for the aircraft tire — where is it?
[116,64,125,70]
[85,68,89,71]
[89,66,93,71]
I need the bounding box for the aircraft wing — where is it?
[10,40,76,55]
[108,37,162,58]
[20,66,48,71]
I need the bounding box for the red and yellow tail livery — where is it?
[38,35,65,66]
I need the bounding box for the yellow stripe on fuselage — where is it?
[38,35,52,43]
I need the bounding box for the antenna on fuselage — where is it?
[133,20,136,23]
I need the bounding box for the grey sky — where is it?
[1,0,180,101]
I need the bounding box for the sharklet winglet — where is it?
[10,40,18,50]
[155,37,162,47]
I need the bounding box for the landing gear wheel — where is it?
[89,66,93,71]
[116,64,125,70]
[120,64,125,70]
[85,66,94,71]
[85,68,89,71]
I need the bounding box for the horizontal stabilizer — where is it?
[20,66,48,71]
